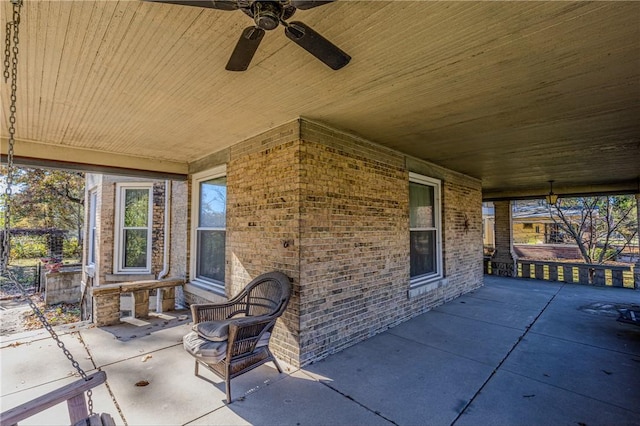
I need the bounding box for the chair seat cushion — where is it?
[193,320,233,342]
[183,331,228,364]
[183,330,272,365]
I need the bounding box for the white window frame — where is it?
[190,165,227,294]
[409,172,443,287]
[113,182,153,274]
[87,189,97,266]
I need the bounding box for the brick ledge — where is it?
[407,278,449,299]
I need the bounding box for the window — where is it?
[409,173,442,286]
[114,183,153,274]
[190,166,226,292]
[87,190,97,266]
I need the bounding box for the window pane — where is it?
[409,182,434,228]
[410,230,436,277]
[123,229,148,268]
[89,192,97,265]
[124,189,149,227]
[89,227,96,264]
[197,230,226,283]
[200,178,226,228]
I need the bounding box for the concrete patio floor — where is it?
[1,276,639,426]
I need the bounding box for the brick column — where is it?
[491,200,518,277]
[92,291,120,326]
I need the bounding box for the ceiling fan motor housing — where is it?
[252,1,285,30]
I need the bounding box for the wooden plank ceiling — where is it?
[1,0,639,198]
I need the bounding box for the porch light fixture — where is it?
[546,180,558,205]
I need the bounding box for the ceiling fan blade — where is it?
[226,26,265,71]
[285,21,350,70]
[290,0,334,10]
[143,0,238,11]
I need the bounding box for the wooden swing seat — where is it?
[0,371,115,426]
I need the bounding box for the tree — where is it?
[4,167,85,241]
[549,195,638,264]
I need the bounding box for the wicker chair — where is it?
[183,271,291,403]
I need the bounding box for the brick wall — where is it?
[151,183,166,276]
[226,122,302,365]
[183,118,483,367]
[298,121,410,363]
[440,180,484,300]
[83,176,176,314]
[298,120,483,364]
[96,176,116,285]
[491,200,516,276]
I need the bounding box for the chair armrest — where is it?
[191,301,248,323]
[226,315,276,357]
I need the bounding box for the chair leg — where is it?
[267,348,283,373]
[272,357,283,374]
[194,360,199,376]
[225,362,233,403]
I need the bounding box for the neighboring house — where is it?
[483,200,587,259]
[513,212,566,245]
[82,118,483,368]
[512,201,590,246]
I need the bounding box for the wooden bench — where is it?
[91,279,184,326]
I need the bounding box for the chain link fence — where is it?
[0,264,42,297]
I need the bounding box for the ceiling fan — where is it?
[145,0,351,71]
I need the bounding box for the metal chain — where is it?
[1,0,94,414]
[5,270,90,383]
[4,269,95,414]
[3,22,10,81]
[2,0,20,274]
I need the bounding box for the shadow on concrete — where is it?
[97,309,191,342]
